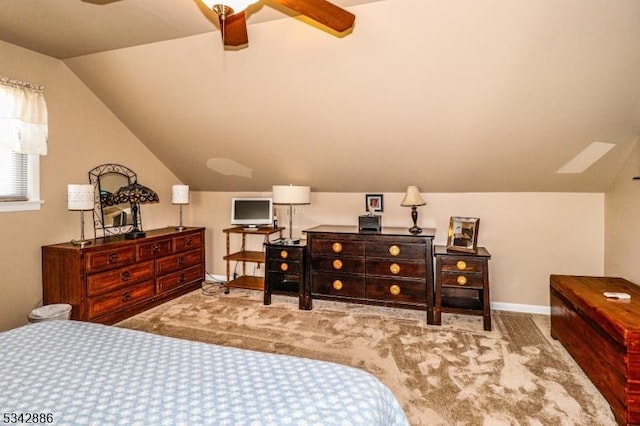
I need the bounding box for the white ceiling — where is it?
[2,0,640,193]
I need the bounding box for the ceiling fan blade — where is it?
[275,0,355,33]
[218,11,249,47]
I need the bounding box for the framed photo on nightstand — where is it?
[446,216,480,253]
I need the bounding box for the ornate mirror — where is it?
[89,164,141,237]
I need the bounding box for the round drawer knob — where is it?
[333,280,343,291]
[390,263,401,274]
[280,263,289,272]
[332,242,343,253]
[390,284,401,296]
[333,259,343,270]
[389,245,401,256]
[280,250,288,259]
[456,260,467,270]
[456,275,468,285]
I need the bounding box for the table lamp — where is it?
[114,182,159,239]
[68,184,95,246]
[172,185,189,231]
[272,184,311,243]
[400,186,427,234]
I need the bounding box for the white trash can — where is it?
[28,304,72,323]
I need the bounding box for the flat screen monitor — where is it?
[231,198,273,228]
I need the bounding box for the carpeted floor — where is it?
[117,288,616,426]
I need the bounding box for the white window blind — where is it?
[0,150,29,201]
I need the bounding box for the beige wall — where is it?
[0,41,180,331]
[191,191,605,311]
[605,141,640,282]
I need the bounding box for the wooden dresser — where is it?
[304,225,435,323]
[42,227,205,324]
[550,275,640,426]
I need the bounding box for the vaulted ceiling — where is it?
[2,0,640,193]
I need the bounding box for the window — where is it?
[0,76,47,212]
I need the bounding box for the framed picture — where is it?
[447,217,480,253]
[365,194,383,213]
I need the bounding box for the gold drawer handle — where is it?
[280,263,289,272]
[332,242,343,253]
[390,263,400,274]
[390,284,401,296]
[333,259,343,270]
[456,275,468,285]
[389,245,400,256]
[456,260,467,270]
[333,280,343,291]
[280,250,288,259]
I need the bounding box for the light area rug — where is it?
[117,289,616,426]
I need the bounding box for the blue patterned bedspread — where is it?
[0,321,409,425]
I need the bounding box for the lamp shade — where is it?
[67,184,94,211]
[171,185,190,205]
[272,185,311,205]
[199,0,258,14]
[400,186,426,207]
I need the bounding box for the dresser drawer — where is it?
[366,259,426,279]
[86,246,136,273]
[311,256,365,274]
[312,272,365,298]
[173,232,203,253]
[157,264,202,293]
[271,247,304,262]
[440,257,484,273]
[87,260,154,296]
[366,277,427,304]
[87,280,154,320]
[268,259,303,274]
[440,272,484,289]
[156,248,202,275]
[365,241,426,260]
[311,239,364,257]
[138,238,172,261]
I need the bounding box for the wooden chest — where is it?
[42,227,205,324]
[550,274,640,425]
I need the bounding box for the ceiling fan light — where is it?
[199,0,258,16]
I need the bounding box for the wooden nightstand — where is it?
[434,245,492,331]
[264,241,310,310]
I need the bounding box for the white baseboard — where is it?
[206,273,227,282]
[491,301,550,315]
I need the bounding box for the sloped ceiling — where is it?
[2,0,640,192]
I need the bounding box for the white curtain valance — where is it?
[0,76,48,156]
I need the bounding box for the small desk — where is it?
[434,245,492,331]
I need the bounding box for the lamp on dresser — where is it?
[114,182,159,239]
[171,185,189,231]
[67,184,94,247]
[400,185,427,235]
[272,184,311,243]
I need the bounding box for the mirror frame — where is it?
[88,164,140,238]
[446,216,480,253]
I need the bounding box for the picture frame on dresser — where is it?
[365,194,383,213]
[446,216,479,253]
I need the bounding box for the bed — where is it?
[0,321,409,425]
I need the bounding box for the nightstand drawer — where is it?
[312,272,365,298]
[86,246,136,273]
[272,247,304,261]
[366,259,426,279]
[440,257,484,273]
[311,256,365,274]
[440,272,484,289]
[366,277,427,304]
[268,259,303,274]
[365,242,425,260]
[87,260,154,296]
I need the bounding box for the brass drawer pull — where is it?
[456,275,468,285]
[333,259,343,270]
[177,256,186,265]
[332,242,343,253]
[122,292,132,302]
[389,245,400,256]
[390,263,400,274]
[456,260,467,270]
[280,263,289,272]
[108,253,119,263]
[332,280,343,291]
[120,271,132,281]
[390,284,401,296]
[152,244,160,254]
[280,250,288,259]
[185,237,193,246]
[179,273,186,283]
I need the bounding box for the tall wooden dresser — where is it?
[304,225,436,323]
[42,227,205,324]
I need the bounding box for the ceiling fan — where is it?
[198,0,356,48]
